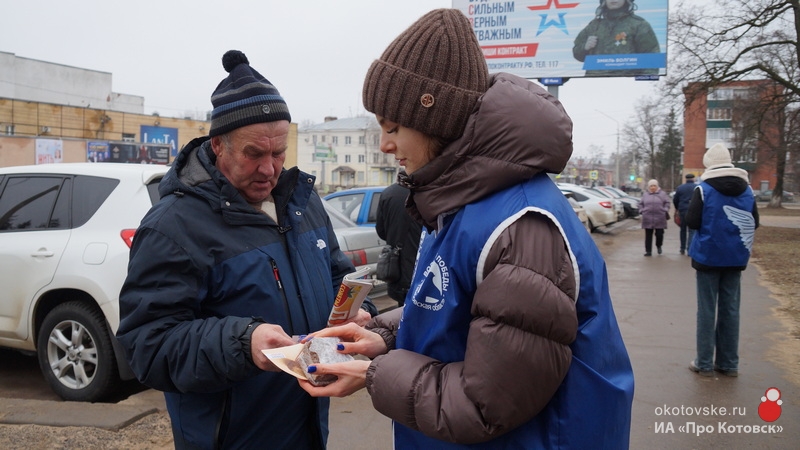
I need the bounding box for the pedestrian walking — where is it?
[639,179,670,256]
[673,173,697,255]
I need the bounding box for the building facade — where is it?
[0,51,303,169]
[297,116,397,193]
[683,80,795,193]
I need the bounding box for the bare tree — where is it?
[621,97,664,181]
[666,0,800,207]
[656,108,684,191]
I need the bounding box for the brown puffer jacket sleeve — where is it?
[365,306,402,350]
[364,212,578,444]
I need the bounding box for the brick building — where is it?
[683,80,794,193]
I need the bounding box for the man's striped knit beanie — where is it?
[209,50,291,137]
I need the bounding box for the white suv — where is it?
[0,163,168,401]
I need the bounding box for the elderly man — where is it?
[116,50,375,449]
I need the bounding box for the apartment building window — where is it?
[707,129,732,141]
[332,136,338,145]
[345,155,351,163]
[708,88,733,100]
[707,108,732,120]
[321,135,326,143]
[358,154,365,163]
[358,136,365,145]
[345,136,352,145]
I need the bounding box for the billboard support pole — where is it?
[596,110,620,187]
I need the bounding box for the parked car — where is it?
[0,163,168,401]
[323,186,386,226]
[755,189,795,203]
[323,201,387,295]
[581,186,625,221]
[557,184,619,231]
[592,186,640,218]
[563,192,591,232]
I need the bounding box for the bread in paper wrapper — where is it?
[296,337,353,386]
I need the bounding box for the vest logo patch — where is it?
[723,205,755,251]
[412,254,449,311]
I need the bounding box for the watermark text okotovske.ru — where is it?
[653,404,784,436]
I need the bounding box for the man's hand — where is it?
[349,309,372,327]
[585,35,598,51]
[250,323,295,371]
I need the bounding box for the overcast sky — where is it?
[1,0,674,160]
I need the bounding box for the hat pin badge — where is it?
[262,105,271,114]
[420,93,435,108]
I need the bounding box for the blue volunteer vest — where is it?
[689,182,755,267]
[395,174,634,449]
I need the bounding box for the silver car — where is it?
[558,184,619,231]
[323,202,387,294]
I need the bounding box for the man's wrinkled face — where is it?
[211,121,289,206]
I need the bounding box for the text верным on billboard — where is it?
[452,0,668,79]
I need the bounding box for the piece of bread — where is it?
[295,337,353,386]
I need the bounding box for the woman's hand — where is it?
[309,322,388,359]
[298,359,371,397]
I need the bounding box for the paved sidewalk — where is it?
[605,220,798,449]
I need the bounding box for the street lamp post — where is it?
[596,110,620,187]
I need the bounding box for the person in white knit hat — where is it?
[685,143,759,378]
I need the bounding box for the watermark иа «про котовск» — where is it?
[652,387,785,436]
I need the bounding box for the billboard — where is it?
[35,139,63,165]
[102,142,170,164]
[452,0,668,79]
[140,125,179,157]
[314,143,337,162]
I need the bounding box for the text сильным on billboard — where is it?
[452,0,667,79]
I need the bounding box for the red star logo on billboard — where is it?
[528,0,580,36]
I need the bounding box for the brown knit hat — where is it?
[362,8,489,141]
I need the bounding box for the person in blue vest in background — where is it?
[298,8,634,449]
[686,143,759,378]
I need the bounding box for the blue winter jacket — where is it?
[117,137,375,449]
[673,181,696,213]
